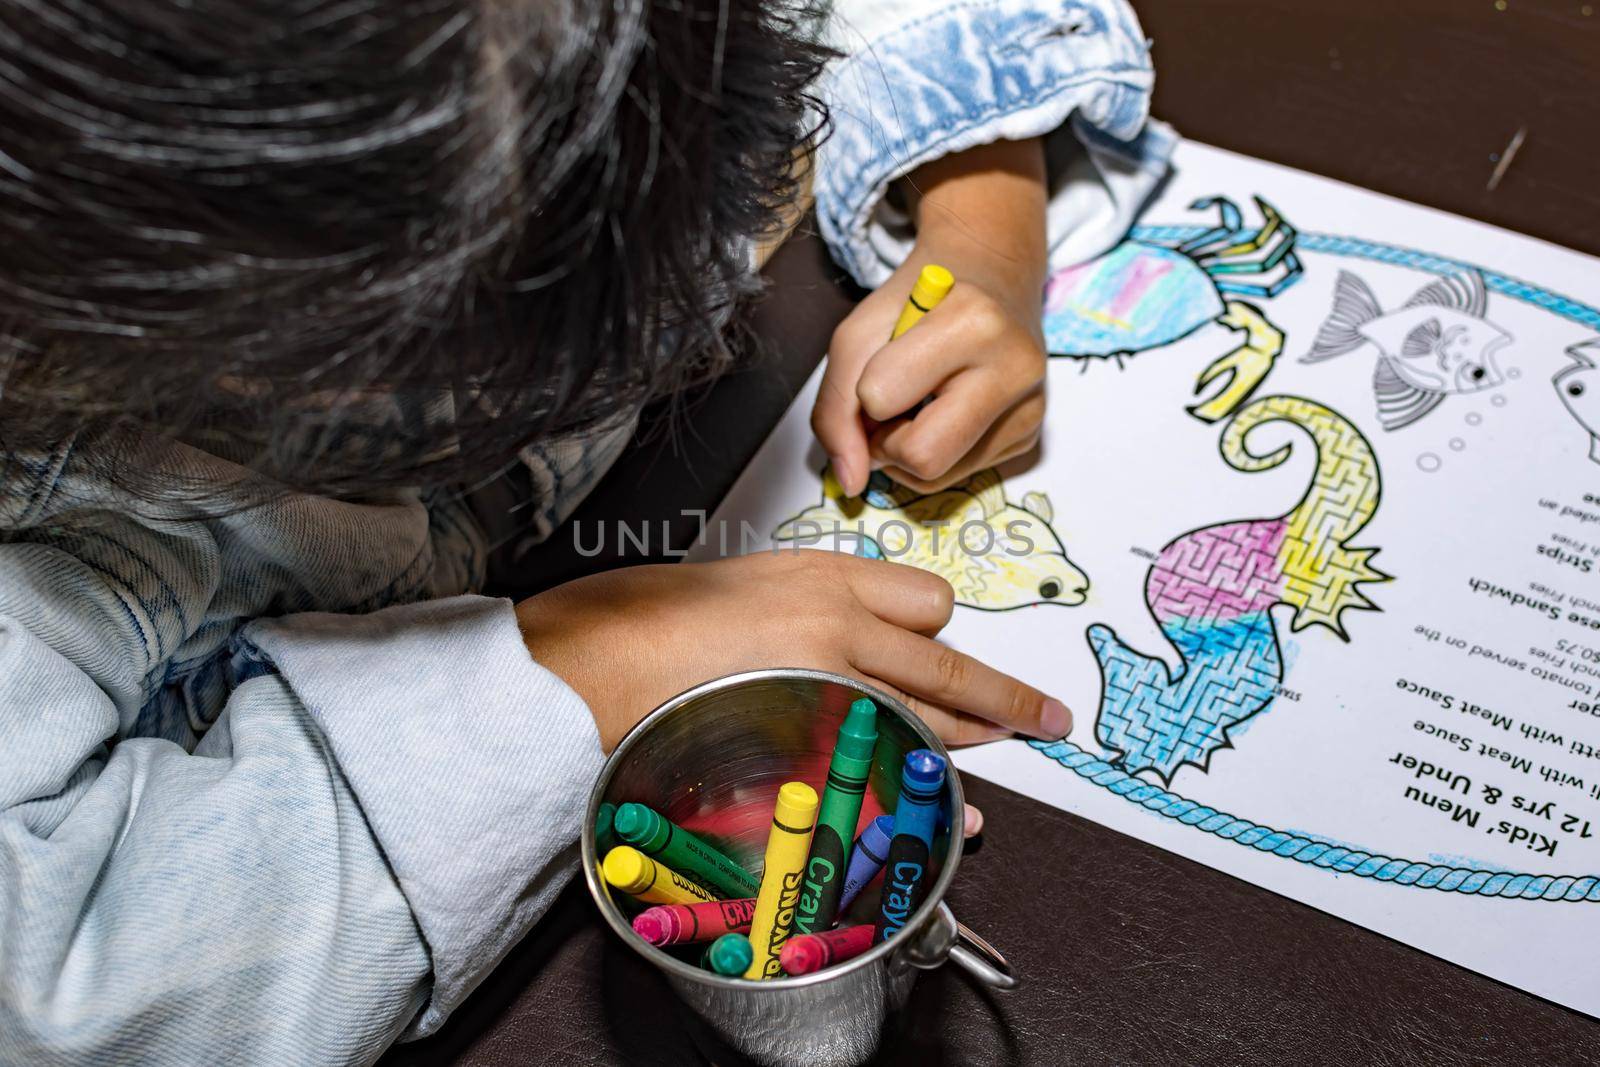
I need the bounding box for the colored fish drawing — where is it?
[773,470,1087,611]
[1301,270,1511,430]
[1089,396,1387,781]
[1555,339,1600,466]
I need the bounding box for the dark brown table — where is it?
[385,3,1600,1063]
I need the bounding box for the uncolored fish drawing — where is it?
[773,470,1087,611]
[1554,338,1600,465]
[1301,270,1511,430]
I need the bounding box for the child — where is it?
[0,0,1170,1062]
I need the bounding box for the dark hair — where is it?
[0,0,829,503]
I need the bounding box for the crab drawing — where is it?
[1042,196,1304,422]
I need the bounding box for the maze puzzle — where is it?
[1092,396,1388,780]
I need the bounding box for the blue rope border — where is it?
[1129,226,1600,331]
[1028,740,1600,901]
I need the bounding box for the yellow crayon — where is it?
[745,782,820,980]
[890,263,955,339]
[603,846,718,906]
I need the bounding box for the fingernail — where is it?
[963,804,984,838]
[829,455,855,495]
[1040,698,1072,739]
[868,457,885,472]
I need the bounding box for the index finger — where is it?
[851,624,1072,741]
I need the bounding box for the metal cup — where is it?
[582,668,1017,1067]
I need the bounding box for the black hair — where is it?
[0,0,829,503]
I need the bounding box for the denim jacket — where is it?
[0,3,1170,1063]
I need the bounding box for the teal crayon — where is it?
[613,803,760,899]
[793,698,878,935]
[703,933,754,977]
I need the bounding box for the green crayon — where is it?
[613,803,760,899]
[792,698,879,936]
[702,933,754,977]
[595,802,619,857]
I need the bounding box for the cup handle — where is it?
[948,917,1018,991]
[898,903,1019,991]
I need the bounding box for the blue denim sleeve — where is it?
[1,529,601,1064]
[813,0,1178,288]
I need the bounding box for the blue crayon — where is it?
[873,750,947,943]
[838,815,894,913]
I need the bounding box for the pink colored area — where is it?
[1042,247,1174,320]
[1108,256,1173,321]
[1043,260,1094,313]
[1147,519,1287,623]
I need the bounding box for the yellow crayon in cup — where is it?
[603,846,718,906]
[745,782,819,979]
[890,263,955,339]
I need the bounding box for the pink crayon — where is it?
[779,924,876,976]
[632,897,758,946]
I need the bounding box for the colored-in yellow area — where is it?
[1075,302,1134,332]
[1220,396,1388,636]
[1190,300,1285,422]
[774,470,1089,612]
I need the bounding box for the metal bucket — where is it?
[582,668,1017,1067]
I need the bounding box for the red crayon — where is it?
[778,924,876,976]
[632,897,759,946]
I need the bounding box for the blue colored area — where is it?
[1028,736,1600,901]
[1130,226,1600,331]
[1091,610,1283,781]
[1042,242,1222,358]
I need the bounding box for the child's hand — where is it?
[812,138,1050,497]
[515,551,1072,752]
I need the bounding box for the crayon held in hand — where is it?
[632,898,758,946]
[603,846,718,906]
[703,933,755,977]
[612,802,760,899]
[745,781,819,979]
[779,924,877,976]
[873,750,947,944]
[793,698,879,936]
[838,814,894,913]
[891,263,955,339]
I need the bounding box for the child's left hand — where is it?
[812,137,1050,497]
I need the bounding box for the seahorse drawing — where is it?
[1090,395,1388,781]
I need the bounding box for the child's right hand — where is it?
[515,551,1072,753]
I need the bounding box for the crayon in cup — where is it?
[603,846,718,906]
[745,781,819,979]
[838,814,894,914]
[594,802,619,857]
[779,924,877,976]
[793,698,879,936]
[873,750,947,943]
[703,933,755,977]
[612,802,760,899]
[632,897,758,947]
